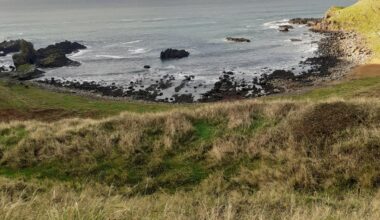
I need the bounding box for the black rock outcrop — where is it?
[160,49,190,60]
[12,40,37,68]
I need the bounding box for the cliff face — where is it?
[319,0,380,58]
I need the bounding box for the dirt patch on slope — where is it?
[350,64,380,79]
[291,102,368,145]
[0,109,97,123]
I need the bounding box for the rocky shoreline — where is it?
[1,18,373,103]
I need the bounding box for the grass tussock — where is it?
[0,97,379,219]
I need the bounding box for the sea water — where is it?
[0,0,355,100]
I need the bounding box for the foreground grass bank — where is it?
[0,96,380,219]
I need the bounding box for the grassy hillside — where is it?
[0,1,379,219]
[324,0,380,59]
[0,97,379,219]
[0,73,379,219]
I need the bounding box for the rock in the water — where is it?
[279,26,290,32]
[35,41,85,68]
[36,41,86,58]
[37,52,80,68]
[279,25,294,30]
[160,49,190,60]
[289,18,322,27]
[0,40,23,57]
[290,38,302,42]
[11,64,44,80]
[12,40,37,68]
[226,37,251,43]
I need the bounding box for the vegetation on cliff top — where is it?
[325,0,380,58]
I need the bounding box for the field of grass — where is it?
[0,95,379,219]
[325,0,380,59]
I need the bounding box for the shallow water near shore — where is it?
[0,0,355,101]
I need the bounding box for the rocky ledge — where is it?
[0,39,86,80]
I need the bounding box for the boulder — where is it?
[11,64,44,80]
[226,37,251,43]
[12,40,37,68]
[160,49,190,60]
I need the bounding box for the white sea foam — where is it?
[95,55,125,59]
[70,49,91,58]
[262,19,290,29]
[142,18,168,22]
[122,40,141,45]
[128,48,147,54]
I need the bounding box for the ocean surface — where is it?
[0,0,355,101]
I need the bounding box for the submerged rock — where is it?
[279,26,290,32]
[226,37,251,43]
[290,38,302,42]
[160,49,190,60]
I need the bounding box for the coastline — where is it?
[30,27,372,103]
[1,18,374,103]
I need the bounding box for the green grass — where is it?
[266,77,380,101]
[194,120,216,141]
[0,126,27,148]
[0,81,188,117]
[325,0,380,57]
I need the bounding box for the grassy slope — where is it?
[325,0,380,59]
[0,76,379,219]
[0,1,380,219]
[0,81,184,121]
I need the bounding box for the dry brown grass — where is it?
[0,97,379,219]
